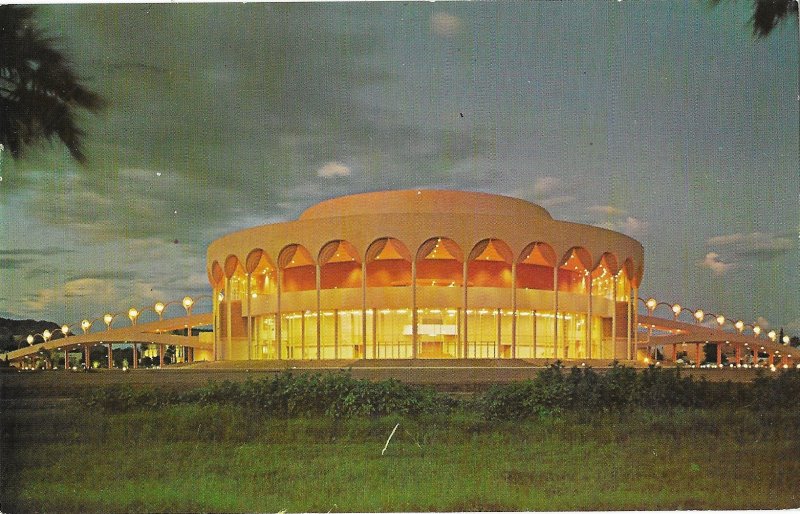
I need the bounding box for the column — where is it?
[735,345,741,365]
[246,273,252,360]
[768,352,774,366]
[586,272,592,359]
[334,309,339,359]
[84,345,90,369]
[64,348,69,370]
[672,344,677,362]
[316,264,321,360]
[411,259,418,359]
[553,266,559,359]
[611,278,617,361]
[225,277,232,361]
[107,343,113,369]
[695,343,701,367]
[276,268,282,360]
[532,310,537,359]
[212,286,219,361]
[133,344,138,369]
[462,260,468,358]
[717,344,722,366]
[300,311,305,360]
[625,286,636,360]
[496,308,501,358]
[511,262,517,359]
[361,260,367,359]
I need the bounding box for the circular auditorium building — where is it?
[206,190,644,362]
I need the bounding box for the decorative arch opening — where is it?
[517,242,556,290]
[468,239,513,288]
[617,258,634,302]
[365,237,412,287]
[209,260,224,289]
[558,247,592,293]
[223,254,247,300]
[245,248,277,295]
[591,252,618,299]
[319,240,361,290]
[416,237,463,286]
[278,244,315,292]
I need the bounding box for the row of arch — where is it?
[208,238,639,296]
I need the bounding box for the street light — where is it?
[767,330,776,342]
[61,325,70,336]
[26,334,34,345]
[103,313,114,330]
[735,320,744,333]
[694,309,704,323]
[154,302,165,320]
[128,307,140,325]
[182,296,194,314]
[42,330,51,342]
[81,319,91,334]
[672,304,682,319]
[753,325,761,337]
[716,315,725,326]
[646,298,657,312]
[783,335,790,345]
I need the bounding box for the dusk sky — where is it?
[0,2,797,334]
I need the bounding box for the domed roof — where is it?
[298,189,553,221]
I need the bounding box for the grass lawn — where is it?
[2,403,799,512]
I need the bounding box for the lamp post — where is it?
[103,314,114,368]
[181,296,194,364]
[672,304,682,319]
[81,319,91,334]
[26,334,34,346]
[645,298,657,358]
[753,325,761,337]
[154,302,165,321]
[716,315,725,327]
[693,310,704,323]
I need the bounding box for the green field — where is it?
[3,402,799,512]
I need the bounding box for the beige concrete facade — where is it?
[206,190,645,361]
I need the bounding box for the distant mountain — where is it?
[0,317,61,352]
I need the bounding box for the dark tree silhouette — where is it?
[711,0,799,37]
[0,6,104,164]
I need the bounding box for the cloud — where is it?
[533,176,561,196]
[618,217,649,236]
[539,195,576,208]
[317,162,352,178]
[430,12,462,37]
[587,205,627,217]
[698,252,736,276]
[64,278,116,298]
[707,232,793,258]
[595,216,649,237]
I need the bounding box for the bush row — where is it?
[85,365,800,419]
[86,371,453,418]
